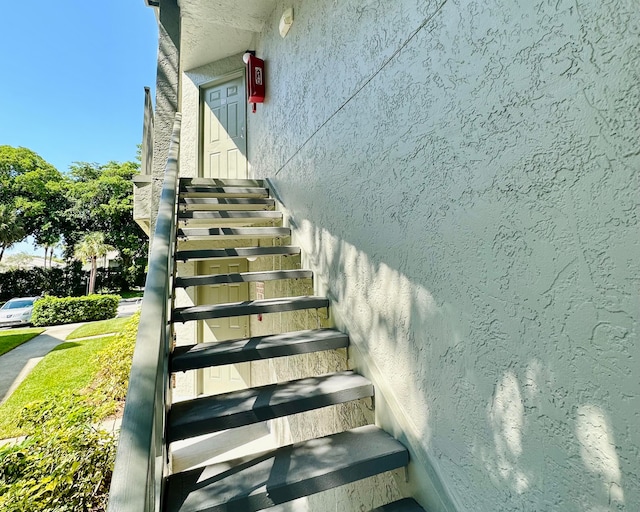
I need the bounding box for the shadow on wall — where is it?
[290,218,635,511]
[477,372,626,509]
[155,32,180,121]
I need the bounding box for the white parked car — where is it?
[0,297,41,328]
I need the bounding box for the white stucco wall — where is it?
[150,0,181,232]
[245,0,640,510]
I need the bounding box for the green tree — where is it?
[66,161,147,290]
[73,232,114,295]
[0,204,25,262]
[41,235,61,269]
[0,146,67,249]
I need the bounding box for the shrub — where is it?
[86,312,139,417]
[0,313,139,511]
[32,295,120,327]
[0,397,115,512]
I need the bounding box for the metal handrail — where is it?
[107,113,182,512]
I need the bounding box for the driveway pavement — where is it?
[0,323,85,404]
[116,298,142,318]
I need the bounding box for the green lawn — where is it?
[120,290,144,299]
[0,333,115,439]
[66,316,131,340]
[0,315,138,439]
[0,328,46,356]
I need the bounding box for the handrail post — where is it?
[108,113,181,512]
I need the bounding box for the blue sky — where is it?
[1,0,158,255]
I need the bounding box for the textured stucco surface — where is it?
[178,0,277,69]
[132,175,152,235]
[150,0,181,232]
[244,0,640,510]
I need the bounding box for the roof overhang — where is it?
[177,0,278,70]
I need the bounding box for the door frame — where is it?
[198,69,247,178]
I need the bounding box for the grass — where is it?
[66,316,131,340]
[119,290,144,299]
[0,316,134,440]
[0,328,46,356]
[0,334,116,439]
[0,314,138,511]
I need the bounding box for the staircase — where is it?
[162,178,424,511]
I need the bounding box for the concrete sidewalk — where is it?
[0,323,86,404]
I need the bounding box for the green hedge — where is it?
[0,265,85,302]
[31,295,120,327]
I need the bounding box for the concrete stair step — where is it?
[172,296,329,323]
[370,498,426,512]
[175,269,312,289]
[164,425,409,512]
[170,328,349,373]
[175,246,300,262]
[177,226,290,240]
[167,371,373,442]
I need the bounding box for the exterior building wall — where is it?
[243,1,640,511]
[150,0,181,232]
[180,54,246,178]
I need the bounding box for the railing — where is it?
[107,113,181,512]
[141,86,154,176]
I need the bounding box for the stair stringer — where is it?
[264,178,460,512]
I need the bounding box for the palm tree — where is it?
[42,236,61,269]
[74,232,115,295]
[0,204,25,263]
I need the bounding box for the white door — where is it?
[198,259,250,395]
[202,76,248,179]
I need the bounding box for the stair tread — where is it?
[175,269,312,288]
[172,296,329,323]
[180,178,265,187]
[164,425,409,512]
[171,328,349,372]
[179,185,268,197]
[370,499,426,512]
[179,197,274,205]
[168,371,372,442]
[178,210,281,220]
[175,246,300,262]
[177,226,290,239]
